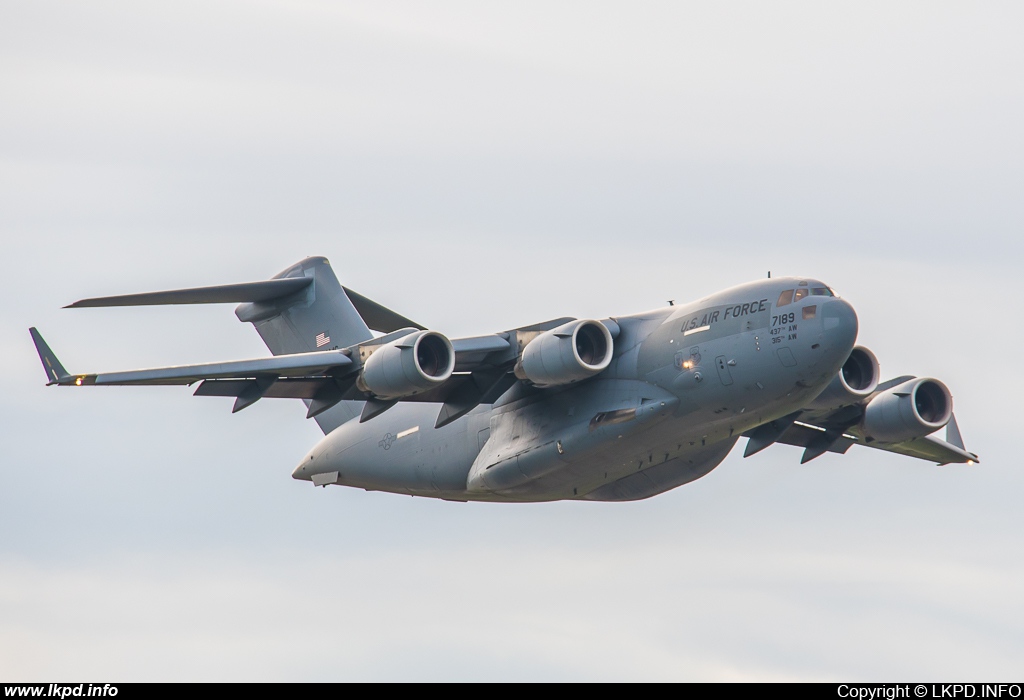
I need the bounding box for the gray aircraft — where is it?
[30,256,977,502]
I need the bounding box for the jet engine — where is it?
[356,330,455,400]
[806,346,880,410]
[514,319,613,388]
[861,377,952,443]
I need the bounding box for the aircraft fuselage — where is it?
[293,277,858,502]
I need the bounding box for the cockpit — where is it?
[776,282,834,307]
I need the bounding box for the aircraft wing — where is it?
[31,327,352,387]
[50,352,352,387]
[860,429,978,464]
[30,326,357,413]
[29,326,520,422]
[742,376,979,465]
[30,312,602,426]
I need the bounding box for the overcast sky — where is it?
[1,1,1022,681]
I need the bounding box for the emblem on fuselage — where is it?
[378,433,396,450]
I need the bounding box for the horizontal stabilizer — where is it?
[65,278,312,308]
[342,287,426,333]
[29,328,71,384]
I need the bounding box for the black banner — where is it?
[1,684,1022,693]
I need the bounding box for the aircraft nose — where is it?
[821,298,858,351]
[292,452,315,481]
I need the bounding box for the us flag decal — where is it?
[315,332,331,348]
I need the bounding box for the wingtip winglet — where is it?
[29,327,71,385]
[946,413,966,450]
[945,414,979,463]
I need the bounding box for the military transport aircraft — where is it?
[30,257,977,502]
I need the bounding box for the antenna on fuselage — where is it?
[768,271,771,278]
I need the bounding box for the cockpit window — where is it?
[779,286,834,306]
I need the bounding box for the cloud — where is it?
[2,523,1020,681]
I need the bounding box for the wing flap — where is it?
[31,320,529,424]
[193,378,333,399]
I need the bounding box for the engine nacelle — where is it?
[806,346,880,410]
[861,377,952,443]
[514,319,613,388]
[356,330,455,400]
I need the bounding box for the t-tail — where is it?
[52,257,424,433]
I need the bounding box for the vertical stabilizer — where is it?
[236,257,373,433]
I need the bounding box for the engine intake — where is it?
[806,346,880,410]
[861,377,952,443]
[514,319,613,388]
[356,330,455,400]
